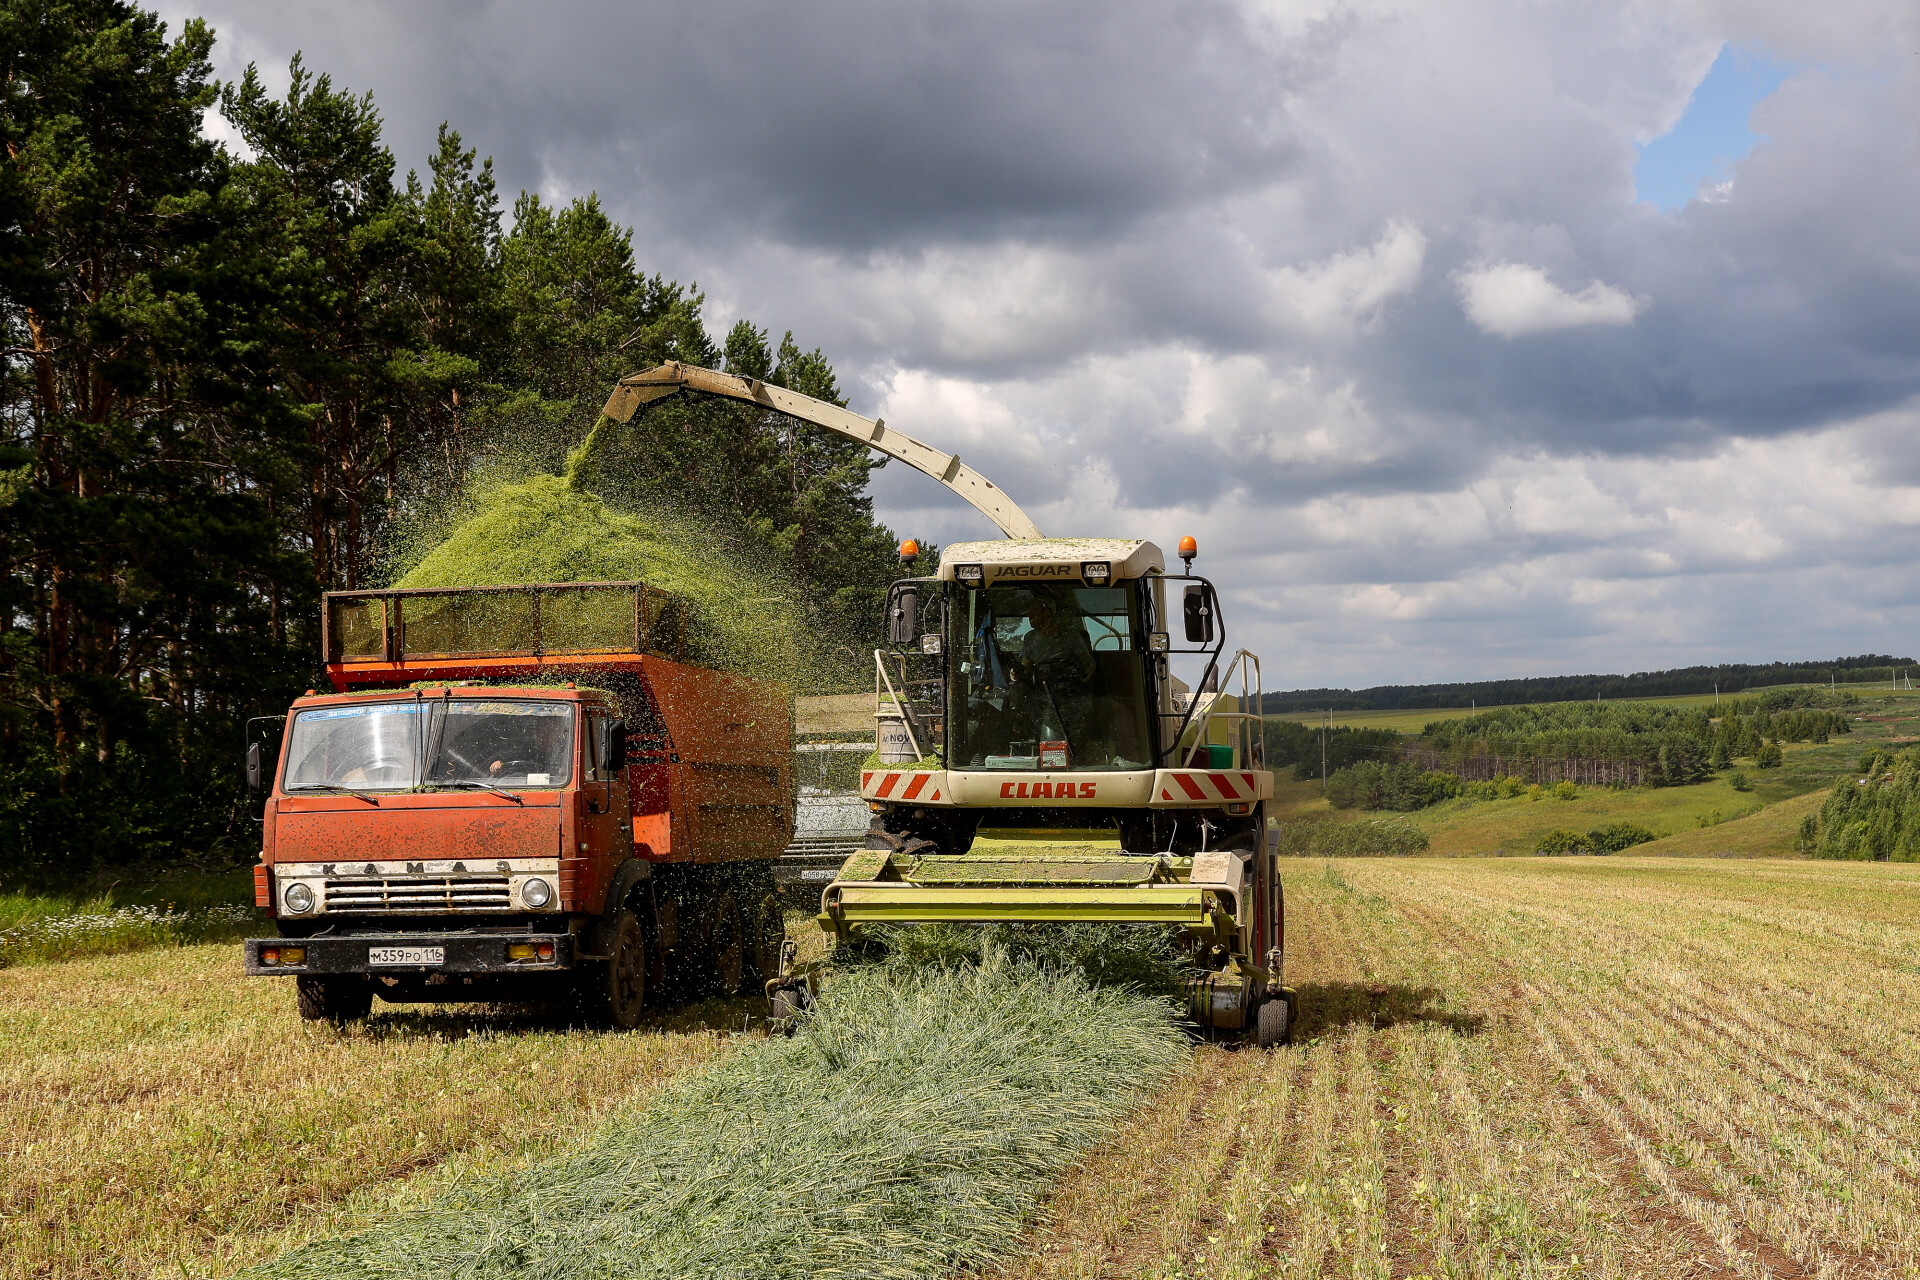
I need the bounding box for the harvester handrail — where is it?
[601,362,1044,540]
[873,648,926,761]
[1185,649,1264,770]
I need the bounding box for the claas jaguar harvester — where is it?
[241,581,791,1026]
[598,363,1293,1046]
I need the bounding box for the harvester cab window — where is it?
[951,583,1152,772]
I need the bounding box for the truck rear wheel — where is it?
[582,907,648,1029]
[296,976,372,1025]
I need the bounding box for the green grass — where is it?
[1268,681,1918,732]
[1273,814,1431,857]
[1268,691,1920,857]
[1406,773,1773,854]
[0,869,262,968]
[247,947,1188,1280]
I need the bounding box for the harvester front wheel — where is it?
[1256,995,1291,1049]
[750,892,787,984]
[296,976,372,1025]
[583,906,648,1029]
[768,985,807,1035]
[704,893,748,996]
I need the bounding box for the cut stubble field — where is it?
[1012,856,1920,1280]
[10,858,1920,1278]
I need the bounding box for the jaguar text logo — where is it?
[1000,781,1096,799]
[989,563,1077,581]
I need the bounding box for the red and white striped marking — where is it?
[1157,771,1258,803]
[862,770,941,802]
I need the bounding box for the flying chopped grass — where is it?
[245,947,1188,1280]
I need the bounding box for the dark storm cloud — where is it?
[157,0,1920,684]
[175,0,1315,249]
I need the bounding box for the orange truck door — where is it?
[573,709,627,909]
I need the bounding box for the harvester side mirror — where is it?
[245,742,264,794]
[1183,584,1214,643]
[888,586,918,646]
[605,720,628,772]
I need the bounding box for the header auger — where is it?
[603,363,1293,1046]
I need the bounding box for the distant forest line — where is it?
[1262,656,1917,714]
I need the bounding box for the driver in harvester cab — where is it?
[1013,586,1100,754]
[1019,588,1096,694]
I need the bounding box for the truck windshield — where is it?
[282,700,576,792]
[949,581,1152,771]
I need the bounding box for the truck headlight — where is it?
[521,877,554,909]
[283,881,315,914]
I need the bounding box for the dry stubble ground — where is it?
[0,949,745,1279]
[1003,857,1920,1280]
[10,861,1920,1280]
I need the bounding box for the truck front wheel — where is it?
[582,906,648,1029]
[296,976,372,1025]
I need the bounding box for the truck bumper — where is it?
[242,931,579,977]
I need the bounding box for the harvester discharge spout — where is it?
[601,362,1043,540]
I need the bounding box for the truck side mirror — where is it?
[1183,584,1214,643]
[246,742,264,794]
[888,586,918,645]
[605,720,627,772]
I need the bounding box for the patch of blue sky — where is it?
[1635,45,1791,210]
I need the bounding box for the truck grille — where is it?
[324,875,512,914]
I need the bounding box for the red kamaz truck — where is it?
[242,580,792,1026]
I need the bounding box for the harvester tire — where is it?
[1256,995,1291,1049]
[769,986,807,1035]
[296,976,372,1025]
[704,892,748,996]
[750,893,786,984]
[582,906,648,1030]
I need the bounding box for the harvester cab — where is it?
[596,362,1291,1045]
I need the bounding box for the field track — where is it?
[9,858,1920,1278]
[1006,858,1920,1280]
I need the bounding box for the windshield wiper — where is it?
[288,783,379,805]
[436,779,525,805]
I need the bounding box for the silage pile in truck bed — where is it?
[247,943,1188,1280]
[393,471,796,681]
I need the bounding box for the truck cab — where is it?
[244,581,791,1027]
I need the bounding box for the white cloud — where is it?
[1266,221,1427,334]
[1454,262,1644,337]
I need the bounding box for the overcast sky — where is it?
[158,0,1920,689]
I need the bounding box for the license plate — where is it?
[368,945,443,966]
